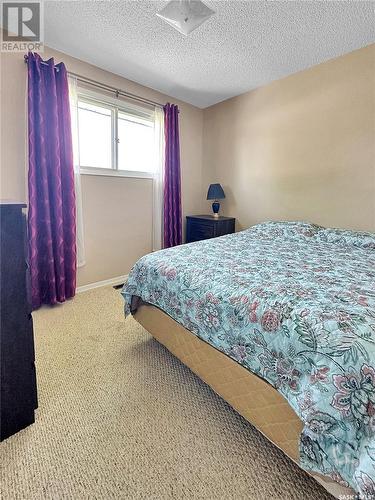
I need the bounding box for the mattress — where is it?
[133,302,354,499]
[122,221,375,495]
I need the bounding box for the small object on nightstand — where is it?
[186,215,235,243]
[207,183,225,218]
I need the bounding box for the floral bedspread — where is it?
[121,221,375,496]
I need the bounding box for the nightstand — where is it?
[186,215,235,243]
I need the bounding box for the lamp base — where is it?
[212,201,220,217]
[213,213,219,218]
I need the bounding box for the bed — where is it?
[121,221,375,498]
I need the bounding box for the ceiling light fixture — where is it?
[156,0,215,36]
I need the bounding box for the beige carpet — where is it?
[1,286,332,500]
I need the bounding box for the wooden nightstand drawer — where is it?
[186,215,235,243]
[187,219,214,242]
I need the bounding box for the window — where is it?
[117,111,155,173]
[78,100,112,170]
[77,91,156,177]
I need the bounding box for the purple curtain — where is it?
[163,103,182,248]
[26,52,76,310]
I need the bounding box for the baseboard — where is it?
[76,274,128,293]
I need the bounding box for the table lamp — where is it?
[207,183,225,218]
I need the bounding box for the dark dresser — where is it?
[186,215,235,243]
[1,202,37,440]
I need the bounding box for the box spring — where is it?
[134,302,355,499]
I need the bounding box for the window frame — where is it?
[77,88,156,179]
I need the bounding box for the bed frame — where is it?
[133,302,355,499]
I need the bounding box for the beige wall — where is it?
[203,44,375,232]
[0,47,204,286]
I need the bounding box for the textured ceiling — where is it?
[44,1,375,108]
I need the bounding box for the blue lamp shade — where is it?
[207,183,225,200]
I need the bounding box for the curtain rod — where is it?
[69,72,164,109]
[24,56,165,109]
